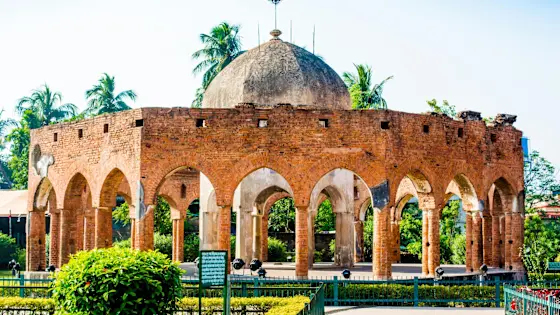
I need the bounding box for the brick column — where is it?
[500,216,506,268]
[134,205,154,251]
[217,205,231,269]
[422,210,429,276]
[472,213,483,271]
[75,211,84,251]
[465,213,473,272]
[491,215,501,267]
[26,210,46,271]
[82,210,95,251]
[59,209,76,266]
[48,209,60,268]
[482,213,492,266]
[307,211,315,269]
[295,206,309,278]
[354,220,364,263]
[172,219,185,262]
[390,220,400,263]
[261,211,269,261]
[428,209,440,276]
[95,207,112,248]
[373,209,390,279]
[504,213,512,270]
[511,213,524,271]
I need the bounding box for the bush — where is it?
[52,247,183,315]
[113,238,131,249]
[154,232,173,258]
[178,296,309,315]
[183,234,200,262]
[267,237,288,262]
[14,248,26,271]
[450,234,466,265]
[0,233,17,267]
[0,297,55,312]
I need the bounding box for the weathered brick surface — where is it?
[26,106,525,275]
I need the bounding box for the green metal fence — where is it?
[504,285,560,314]
[0,275,51,298]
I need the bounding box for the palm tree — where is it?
[191,22,243,107]
[0,110,14,187]
[342,64,393,110]
[17,84,77,126]
[85,73,137,115]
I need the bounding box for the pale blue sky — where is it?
[0,0,559,167]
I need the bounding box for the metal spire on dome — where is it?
[268,0,283,40]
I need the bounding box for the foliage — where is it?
[5,110,41,189]
[0,232,17,265]
[154,232,173,258]
[52,247,183,315]
[16,84,77,126]
[314,199,335,232]
[524,151,560,209]
[230,235,236,260]
[113,238,131,249]
[154,196,172,235]
[523,215,560,280]
[267,237,288,262]
[192,22,243,107]
[440,200,463,264]
[177,296,309,315]
[399,203,422,259]
[183,234,199,262]
[342,64,393,110]
[268,198,296,233]
[426,99,456,118]
[0,111,14,186]
[84,73,136,116]
[329,238,336,258]
[112,201,130,225]
[363,204,374,261]
[0,297,55,313]
[45,234,50,268]
[450,234,466,265]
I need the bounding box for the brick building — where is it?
[26,30,525,279]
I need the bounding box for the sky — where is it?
[0,0,559,167]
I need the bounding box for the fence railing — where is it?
[3,275,560,308]
[298,284,324,315]
[504,285,560,315]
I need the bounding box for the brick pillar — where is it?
[511,213,524,271]
[172,219,185,262]
[134,205,154,251]
[75,211,84,251]
[389,220,400,263]
[491,215,501,267]
[472,213,483,271]
[482,213,493,266]
[49,210,60,269]
[295,206,309,278]
[261,211,269,261]
[83,211,95,251]
[217,205,231,269]
[504,213,512,270]
[130,218,137,249]
[59,209,76,266]
[500,216,506,268]
[428,209,440,276]
[26,210,46,271]
[465,213,472,272]
[354,221,364,263]
[95,207,112,248]
[307,212,315,269]
[422,210,429,276]
[373,209,390,279]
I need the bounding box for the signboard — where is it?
[549,262,560,270]
[199,250,227,288]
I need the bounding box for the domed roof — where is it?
[202,32,351,110]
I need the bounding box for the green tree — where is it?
[439,200,463,264]
[84,73,136,115]
[0,110,14,187]
[524,150,560,209]
[112,196,172,235]
[426,99,456,117]
[191,22,243,108]
[16,84,77,126]
[362,204,374,261]
[399,203,423,259]
[523,215,560,280]
[314,199,335,232]
[6,110,41,189]
[342,64,393,110]
[268,198,296,232]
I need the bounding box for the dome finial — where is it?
[270,29,282,40]
[268,0,283,30]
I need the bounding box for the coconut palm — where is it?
[342,64,393,110]
[16,85,77,126]
[191,22,243,107]
[85,73,137,115]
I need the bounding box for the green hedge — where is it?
[0,296,308,315]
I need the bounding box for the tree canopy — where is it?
[342,64,393,110]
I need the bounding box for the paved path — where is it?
[326,307,503,314]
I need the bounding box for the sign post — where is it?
[198,250,228,315]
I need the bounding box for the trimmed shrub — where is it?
[183,234,200,262]
[113,238,131,249]
[267,237,288,262]
[52,247,183,315]
[154,232,172,258]
[178,296,309,315]
[0,233,17,268]
[0,297,55,312]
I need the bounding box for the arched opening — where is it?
[99,168,133,250]
[62,173,92,266]
[231,168,294,268]
[27,178,57,271]
[445,174,480,273]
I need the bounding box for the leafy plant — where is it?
[314,199,335,232]
[0,232,17,266]
[267,237,287,262]
[84,73,136,116]
[268,198,296,233]
[183,234,200,262]
[52,247,183,315]
[342,64,393,110]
